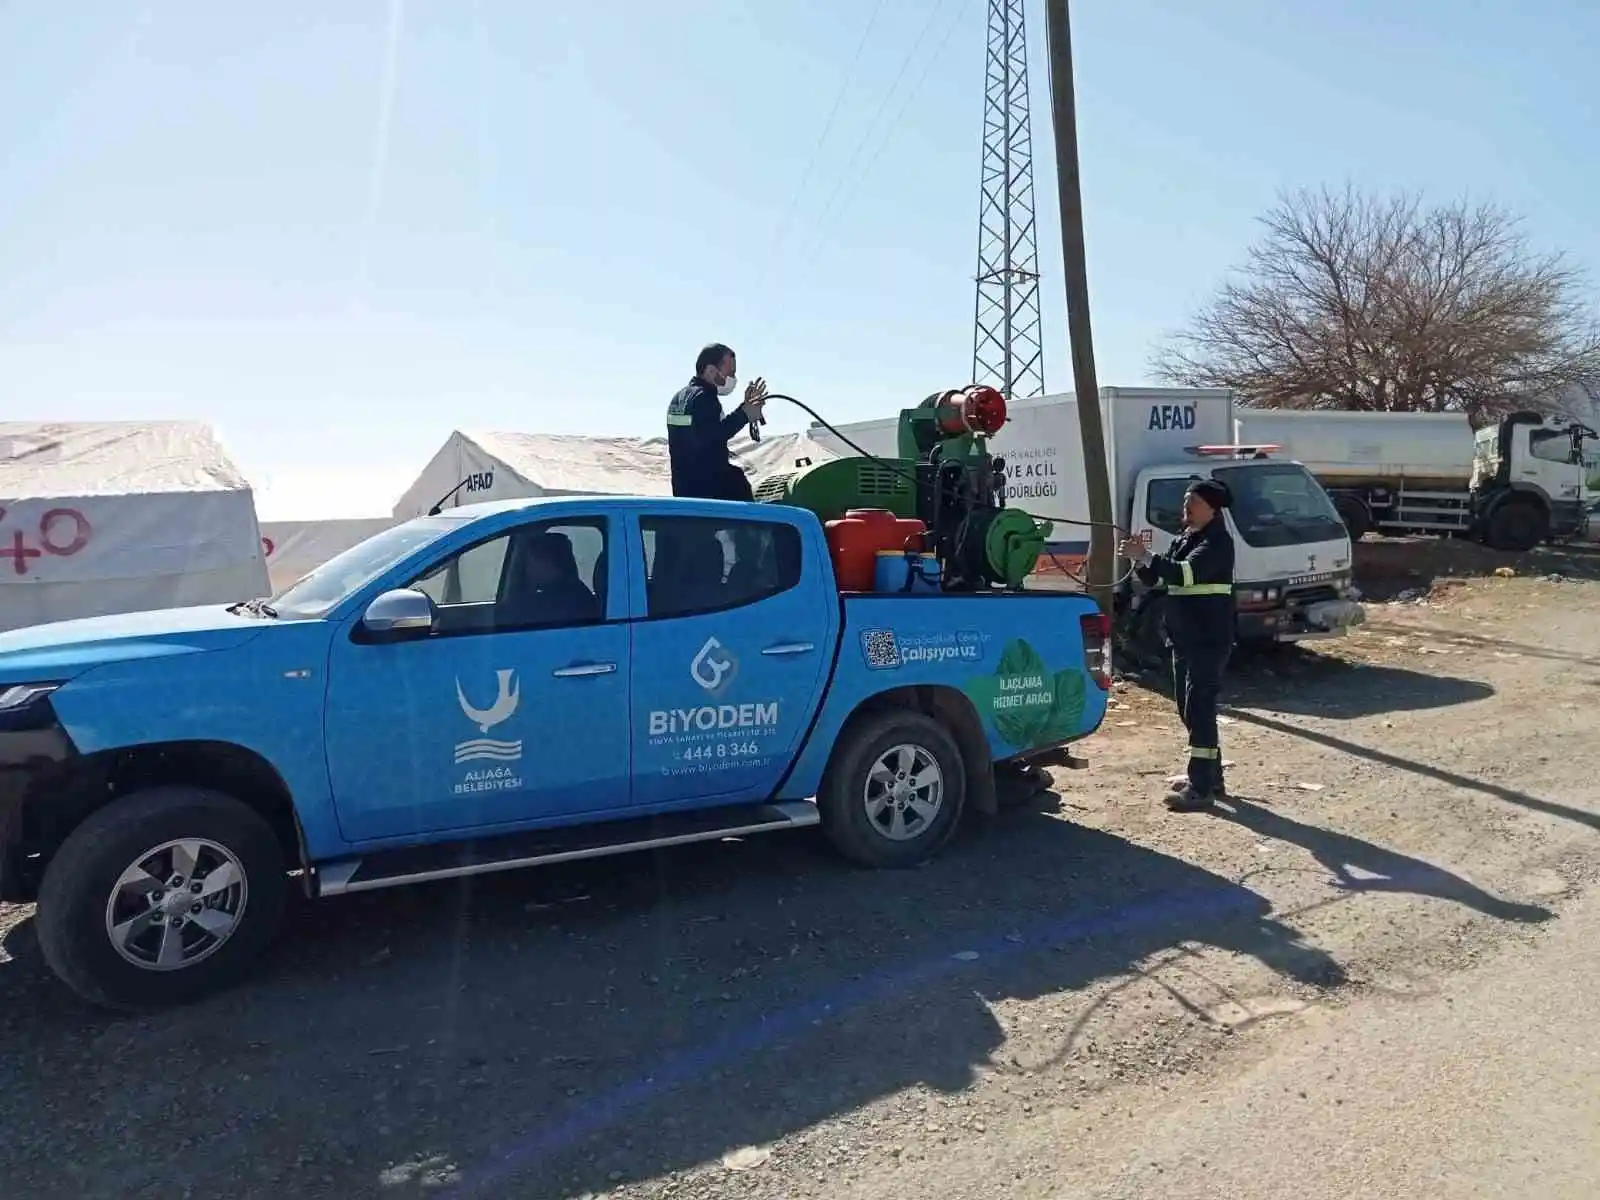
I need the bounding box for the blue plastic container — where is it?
[875,550,942,594]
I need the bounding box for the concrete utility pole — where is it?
[1042,0,1115,615]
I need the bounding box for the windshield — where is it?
[1213,463,1348,549]
[270,517,459,617]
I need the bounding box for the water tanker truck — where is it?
[1232,408,1595,551]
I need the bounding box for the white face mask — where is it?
[716,372,737,398]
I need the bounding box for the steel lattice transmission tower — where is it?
[972,0,1045,401]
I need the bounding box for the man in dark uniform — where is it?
[666,343,768,501]
[1119,477,1236,812]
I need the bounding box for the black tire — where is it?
[1486,501,1545,553]
[35,786,287,1011]
[818,710,966,868]
[1333,495,1371,540]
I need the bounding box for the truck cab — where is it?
[1122,446,1360,659]
[1470,412,1594,551]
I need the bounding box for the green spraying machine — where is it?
[753,386,1052,590]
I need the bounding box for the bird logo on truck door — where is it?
[454,669,523,764]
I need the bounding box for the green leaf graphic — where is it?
[1033,669,1088,745]
[967,638,1055,748]
[997,638,1046,682]
[995,706,1037,749]
[964,639,1096,749]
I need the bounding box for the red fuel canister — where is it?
[826,509,927,592]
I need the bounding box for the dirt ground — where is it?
[3,535,1599,1199]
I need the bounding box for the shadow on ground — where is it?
[1129,646,1496,720]
[1359,620,1600,671]
[1233,708,1600,836]
[0,770,1550,1200]
[1218,796,1553,923]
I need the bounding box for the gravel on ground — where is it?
[3,536,1598,1199]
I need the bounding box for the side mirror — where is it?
[361,588,435,639]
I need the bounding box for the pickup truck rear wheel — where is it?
[35,786,286,1011]
[820,710,965,868]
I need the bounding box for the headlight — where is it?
[1239,589,1266,604]
[0,683,60,711]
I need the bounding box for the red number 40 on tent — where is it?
[0,506,93,575]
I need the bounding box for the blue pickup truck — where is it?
[0,496,1109,1009]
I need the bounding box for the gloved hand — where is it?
[741,377,768,421]
[1117,536,1153,564]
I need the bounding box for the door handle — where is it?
[552,662,617,678]
[762,642,815,657]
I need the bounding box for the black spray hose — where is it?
[757,391,1143,588]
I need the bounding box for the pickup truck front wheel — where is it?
[35,786,287,1011]
[820,711,966,868]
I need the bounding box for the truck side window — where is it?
[1528,428,1576,464]
[641,515,801,619]
[1146,478,1192,536]
[410,520,608,633]
[413,535,509,606]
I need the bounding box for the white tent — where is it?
[737,427,840,481]
[259,517,394,593]
[392,428,838,520]
[0,421,270,632]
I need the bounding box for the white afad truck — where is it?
[813,388,1365,662]
[1232,408,1595,551]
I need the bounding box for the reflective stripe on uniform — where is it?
[1188,746,1220,760]
[665,414,694,426]
[1169,583,1232,596]
[1179,559,1195,588]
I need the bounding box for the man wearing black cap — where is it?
[665,343,769,502]
[1118,477,1236,811]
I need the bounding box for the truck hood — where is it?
[1245,536,1352,583]
[0,605,274,683]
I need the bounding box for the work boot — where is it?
[1164,784,1214,813]
[1168,773,1225,801]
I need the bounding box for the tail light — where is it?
[1079,611,1112,691]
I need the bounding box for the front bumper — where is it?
[1236,591,1366,644]
[1236,609,1344,643]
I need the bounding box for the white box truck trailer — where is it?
[1233,407,1595,551]
[813,388,1364,660]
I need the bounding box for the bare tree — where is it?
[1154,186,1600,425]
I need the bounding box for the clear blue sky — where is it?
[3,0,1596,518]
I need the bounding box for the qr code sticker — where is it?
[861,630,901,670]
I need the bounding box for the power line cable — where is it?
[800,0,970,257]
[756,0,958,321]
[746,0,891,298]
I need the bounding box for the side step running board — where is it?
[314,800,820,897]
